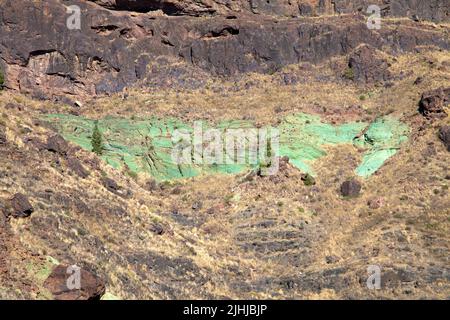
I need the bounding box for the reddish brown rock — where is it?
[102,177,121,193]
[67,156,90,178]
[44,264,106,300]
[46,134,70,155]
[419,87,450,119]
[9,193,34,218]
[340,179,362,197]
[347,44,391,84]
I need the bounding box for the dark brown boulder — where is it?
[419,87,450,119]
[150,222,165,235]
[102,177,120,193]
[46,134,70,155]
[439,126,450,151]
[101,177,132,198]
[347,44,391,84]
[298,3,314,16]
[10,193,34,218]
[67,157,90,178]
[340,179,362,197]
[44,264,106,300]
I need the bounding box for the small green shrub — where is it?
[91,121,104,156]
[343,67,355,80]
[224,194,234,206]
[0,68,4,89]
[301,173,316,186]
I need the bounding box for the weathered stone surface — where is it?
[67,157,90,178]
[46,135,70,155]
[88,0,450,22]
[419,87,450,119]
[101,177,131,198]
[102,177,120,193]
[439,126,450,151]
[0,0,448,99]
[149,222,165,235]
[90,0,229,15]
[332,0,449,22]
[44,264,106,300]
[340,179,362,197]
[10,193,34,218]
[88,0,326,16]
[347,44,391,84]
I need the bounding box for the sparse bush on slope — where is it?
[91,121,104,156]
[0,68,5,89]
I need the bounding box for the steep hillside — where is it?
[0,0,449,300]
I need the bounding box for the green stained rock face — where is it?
[279,113,367,174]
[353,117,409,177]
[280,114,409,177]
[44,113,409,181]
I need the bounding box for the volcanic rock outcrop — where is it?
[340,179,362,197]
[0,0,448,99]
[347,44,392,84]
[8,193,34,219]
[88,0,450,22]
[419,87,450,119]
[44,264,106,300]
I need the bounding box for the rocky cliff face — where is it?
[0,0,448,100]
[1,1,449,300]
[88,0,450,21]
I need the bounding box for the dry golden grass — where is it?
[0,48,449,299]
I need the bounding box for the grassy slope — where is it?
[0,49,448,299]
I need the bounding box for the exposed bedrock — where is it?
[332,0,449,22]
[0,0,448,98]
[88,0,450,22]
